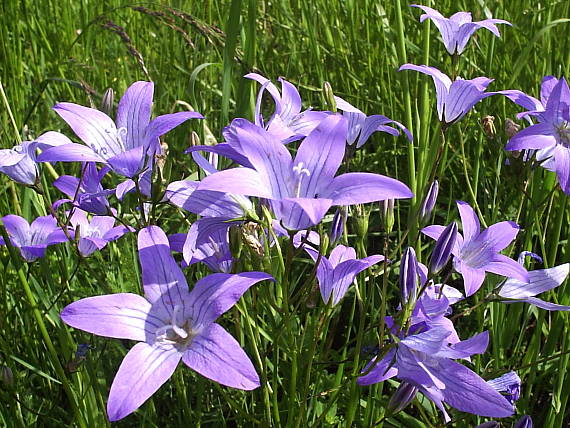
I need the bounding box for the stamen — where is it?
[292,162,311,197]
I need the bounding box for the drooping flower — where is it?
[0,132,72,185]
[497,252,570,311]
[333,96,412,147]
[410,5,511,55]
[60,226,273,421]
[0,214,68,262]
[499,77,570,193]
[245,73,329,143]
[358,328,514,422]
[53,163,113,215]
[399,64,497,126]
[38,81,203,177]
[183,217,235,273]
[197,115,413,230]
[422,201,528,296]
[302,242,384,305]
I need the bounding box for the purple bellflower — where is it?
[399,64,496,126]
[498,252,570,311]
[358,327,514,422]
[333,96,412,147]
[53,163,113,215]
[38,81,203,178]
[197,115,413,230]
[60,226,273,421]
[65,210,132,257]
[183,218,235,273]
[0,215,67,262]
[499,77,570,193]
[0,132,72,185]
[303,243,384,305]
[422,201,528,297]
[411,5,511,55]
[245,73,329,143]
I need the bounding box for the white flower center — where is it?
[155,305,194,347]
[292,162,311,197]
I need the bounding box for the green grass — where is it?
[1,0,569,426]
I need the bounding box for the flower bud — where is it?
[353,204,369,238]
[1,366,14,387]
[380,199,395,233]
[505,118,521,139]
[419,180,439,221]
[330,208,345,244]
[387,382,418,415]
[400,247,419,304]
[514,415,533,428]
[429,221,458,274]
[101,88,115,117]
[323,81,337,113]
[190,130,201,147]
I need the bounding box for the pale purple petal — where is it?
[436,331,489,359]
[400,328,450,354]
[505,122,558,151]
[521,297,570,311]
[182,323,259,390]
[485,254,529,282]
[184,144,254,169]
[197,168,272,199]
[444,79,494,123]
[107,342,181,421]
[327,255,384,305]
[37,143,106,163]
[2,214,30,247]
[137,226,190,312]
[60,293,154,341]
[52,102,122,158]
[33,131,73,150]
[358,348,398,385]
[497,90,544,112]
[186,272,273,327]
[456,261,486,296]
[456,200,480,242]
[499,263,569,298]
[474,221,520,252]
[145,111,203,151]
[107,146,145,178]
[399,64,451,120]
[115,81,154,151]
[541,76,559,105]
[328,245,357,267]
[272,197,332,230]
[277,77,302,121]
[29,216,60,246]
[324,172,413,205]
[554,146,570,194]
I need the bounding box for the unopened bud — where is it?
[353,204,369,238]
[400,247,419,304]
[330,208,345,244]
[380,199,395,233]
[419,180,438,221]
[429,221,458,274]
[101,88,115,116]
[505,118,521,139]
[481,115,496,138]
[387,382,417,415]
[323,81,336,113]
[1,366,14,387]
[514,415,533,428]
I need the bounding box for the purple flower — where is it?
[0,132,72,185]
[499,77,570,193]
[429,221,458,274]
[303,243,384,305]
[386,382,418,415]
[245,73,329,143]
[333,96,412,147]
[0,215,67,262]
[53,163,113,215]
[60,226,273,421]
[399,64,497,125]
[66,210,132,257]
[419,179,439,221]
[197,115,413,230]
[183,218,235,273]
[358,328,514,422]
[38,81,203,177]
[422,201,528,296]
[411,5,511,55]
[498,252,570,311]
[486,371,521,405]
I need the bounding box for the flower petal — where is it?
[504,122,558,151]
[485,254,529,283]
[186,272,273,327]
[399,64,451,120]
[115,81,154,151]
[107,342,181,421]
[182,323,260,390]
[197,167,272,199]
[474,221,520,252]
[324,172,413,205]
[499,263,569,298]
[145,111,203,152]
[456,200,480,242]
[37,143,106,163]
[60,293,154,341]
[357,348,398,386]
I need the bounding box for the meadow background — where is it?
[0,0,569,426]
